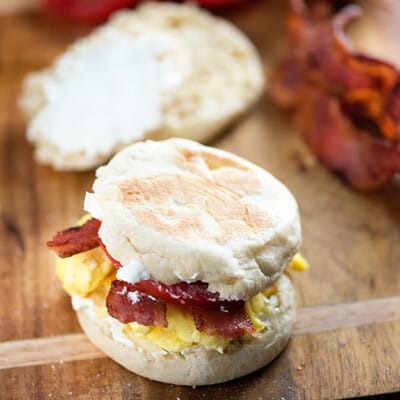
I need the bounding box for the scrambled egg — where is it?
[56,245,308,353]
[287,253,309,272]
[126,305,230,353]
[55,247,114,296]
[55,214,114,297]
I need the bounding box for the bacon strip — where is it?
[271,0,400,190]
[133,279,241,307]
[47,218,101,258]
[192,303,256,339]
[106,280,255,338]
[106,280,167,326]
[297,89,400,189]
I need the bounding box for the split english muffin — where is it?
[20,2,264,171]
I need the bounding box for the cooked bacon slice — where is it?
[271,0,400,189]
[133,279,241,307]
[272,56,304,108]
[192,303,255,339]
[106,279,255,338]
[47,218,101,258]
[287,2,400,140]
[106,280,167,326]
[297,89,400,189]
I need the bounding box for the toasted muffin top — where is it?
[85,139,300,300]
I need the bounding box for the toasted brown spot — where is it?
[178,146,249,172]
[200,150,249,171]
[119,174,270,240]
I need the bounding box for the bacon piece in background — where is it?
[40,0,253,24]
[47,218,101,258]
[271,0,400,190]
[296,89,400,189]
[42,0,138,24]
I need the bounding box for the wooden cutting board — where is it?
[1,2,399,399]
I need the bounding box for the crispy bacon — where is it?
[133,279,241,307]
[106,279,255,338]
[106,280,167,326]
[297,89,400,189]
[47,218,101,258]
[271,0,400,190]
[192,303,256,339]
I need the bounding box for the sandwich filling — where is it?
[49,216,307,353]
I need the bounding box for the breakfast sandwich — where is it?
[47,138,307,386]
[19,2,264,171]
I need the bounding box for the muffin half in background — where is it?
[20,2,264,171]
[48,138,308,386]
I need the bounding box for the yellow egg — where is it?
[55,247,114,296]
[245,285,280,331]
[127,304,230,353]
[287,253,309,271]
[90,274,116,318]
[55,214,114,296]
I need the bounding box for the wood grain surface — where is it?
[1,1,400,399]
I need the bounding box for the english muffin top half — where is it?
[85,138,301,300]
